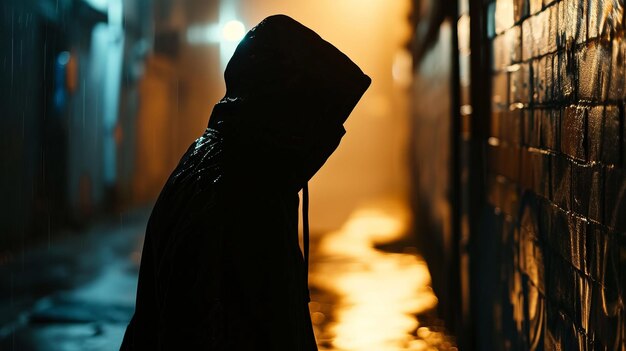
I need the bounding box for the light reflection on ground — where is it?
[309,200,456,351]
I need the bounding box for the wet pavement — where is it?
[0,200,455,351]
[308,199,456,351]
[0,209,146,351]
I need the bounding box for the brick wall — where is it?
[485,0,625,349]
[410,0,626,349]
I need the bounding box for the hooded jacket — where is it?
[121,14,370,350]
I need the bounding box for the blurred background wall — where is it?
[1,0,153,249]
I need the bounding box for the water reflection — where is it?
[309,200,456,351]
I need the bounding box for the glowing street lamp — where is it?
[221,20,246,42]
[187,20,246,44]
[186,19,246,69]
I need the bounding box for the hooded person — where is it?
[120,14,371,351]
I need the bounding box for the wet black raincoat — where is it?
[120,14,370,351]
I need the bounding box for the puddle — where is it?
[308,200,457,351]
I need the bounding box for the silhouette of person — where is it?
[121,14,370,350]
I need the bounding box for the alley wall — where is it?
[485,0,625,349]
[410,0,626,349]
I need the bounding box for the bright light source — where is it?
[221,20,245,42]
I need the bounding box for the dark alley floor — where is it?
[0,200,456,351]
[0,208,147,351]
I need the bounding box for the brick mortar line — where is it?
[488,0,562,38]
[488,0,626,41]
[522,101,626,109]
[489,141,621,171]
[518,261,607,346]
[486,162,626,234]
[491,33,626,75]
[490,110,623,168]
[487,198,618,293]
[535,222,618,291]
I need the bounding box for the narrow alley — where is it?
[2,0,625,350]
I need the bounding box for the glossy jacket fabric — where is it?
[120,14,370,350]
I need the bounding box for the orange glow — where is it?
[310,199,454,350]
[237,0,412,232]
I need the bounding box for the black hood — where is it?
[209,14,371,191]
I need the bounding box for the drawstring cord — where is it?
[303,183,311,303]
